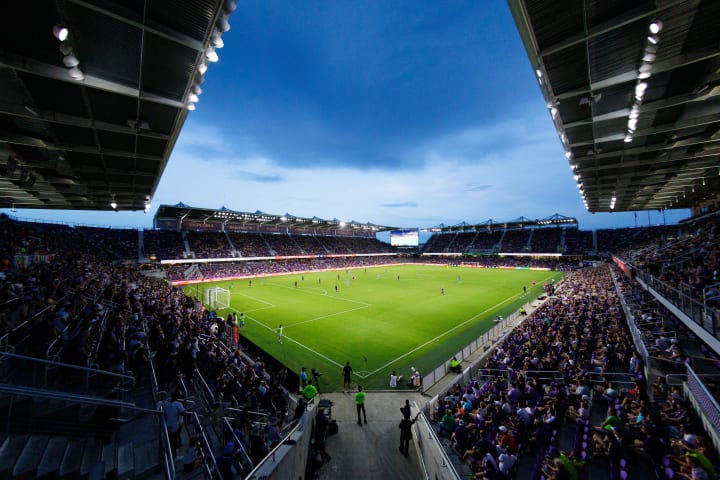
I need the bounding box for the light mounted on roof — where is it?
[53,25,68,41]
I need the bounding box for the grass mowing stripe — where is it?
[355,269,561,380]
[193,266,565,391]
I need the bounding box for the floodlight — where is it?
[59,42,73,56]
[649,21,663,34]
[53,25,68,41]
[62,55,79,67]
[68,67,84,80]
[205,47,219,63]
[211,33,224,49]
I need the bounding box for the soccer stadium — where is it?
[1,2,720,480]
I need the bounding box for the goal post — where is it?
[204,286,230,311]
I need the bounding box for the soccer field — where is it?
[185,265,564,391]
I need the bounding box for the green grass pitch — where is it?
[185,265,564,392]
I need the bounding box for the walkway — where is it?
[316,390,426,480]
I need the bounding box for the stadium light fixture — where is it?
[110,199,117,209]
[205,47,219,63]
[216,15,231,33]
[53,25,69,41]
[211,33,224,49]
[198,62,208,74]
[649,20,663,34]
[188,93,199,103]
[647,35,659,45]
[187,103,196,111]
[59,42,73,56]
[62,55,79,67]
[68,67,84,80]
[223,0,238,14]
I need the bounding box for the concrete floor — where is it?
[315,390,426,480]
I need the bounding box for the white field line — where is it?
[230,271,560,381]
[288,304,372,328]
[230,290,276,309]
[360,271,559,379]
[227,305,344,370]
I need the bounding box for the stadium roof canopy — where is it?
[509,0,720,213]
[0,0,234,211]
[154,203,397,233]
[424,213,578,233]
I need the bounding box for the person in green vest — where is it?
[302,383,317,402]
[356,386,367,426]
[450,357,461,374]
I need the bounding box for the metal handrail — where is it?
[0,383,156,412]
[413,401,461,480]
[157,402,177,480]
[1,350,134,379]
[0,297,66,350]
[222,417,254,472]
[191,411,219,478]
[243,412,306,479]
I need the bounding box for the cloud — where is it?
[464,185,492,192]
[381,202,418,208]
[234,171,285,183]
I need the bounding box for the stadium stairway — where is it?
[0,378,163,479]
[0,433,160,480]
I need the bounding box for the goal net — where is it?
[204,286,230,311]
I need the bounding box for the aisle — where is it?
[316,391,425,480]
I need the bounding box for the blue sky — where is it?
[5,1,688,230]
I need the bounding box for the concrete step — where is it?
[0,434,29,478]
[134,439,160,478]
[13,434,49,480]
[102,442,117,478]
[117,441,135,480]
[36,436,68,479]
[80,440,103,479]
[58,438,86,479]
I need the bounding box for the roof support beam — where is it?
[1,56,187,109]
[0,103,170,141]
[66,0,207,53]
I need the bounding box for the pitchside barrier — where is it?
[420,277,571,417]
[419,298,539,394]
[412,400,462,480]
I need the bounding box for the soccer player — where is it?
[441,288,445,296]
[343,362,353,391]
[277,324,284,344]
[237,312,245,331]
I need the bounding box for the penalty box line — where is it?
[227,306,345,371]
